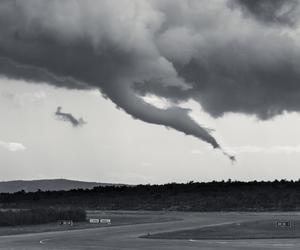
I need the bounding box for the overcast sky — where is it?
[1,0,300,184]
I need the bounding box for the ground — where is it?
[1,211,300,249]
[0,210,177,236]
[144,216,300,240]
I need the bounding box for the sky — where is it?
[1,0,300,184]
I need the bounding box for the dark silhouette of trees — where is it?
[0,208,86,226]
[1,180,300,211]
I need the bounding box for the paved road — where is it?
[1,212,300,250]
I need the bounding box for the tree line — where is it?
[0,180,300,211]
[0,208,86,226]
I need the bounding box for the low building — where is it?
[89,218,100,224]
[57,220,73,226]
[88,218,111,224]
[100,218,111,224]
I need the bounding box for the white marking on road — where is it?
[216,241,230,244]
[39,239,49,244]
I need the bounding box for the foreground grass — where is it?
[144,219,300,240]
[0,211,178,236]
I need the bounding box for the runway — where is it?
[1,212,300,250]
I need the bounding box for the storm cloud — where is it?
[55,106,86,127]
[1,0,300,160]
[231,0,299,26]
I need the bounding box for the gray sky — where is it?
[1,0,300,184]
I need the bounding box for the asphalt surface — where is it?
[1,212,300,250]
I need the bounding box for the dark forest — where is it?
[1,180,299,211]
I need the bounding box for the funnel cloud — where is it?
[1,0,300,160]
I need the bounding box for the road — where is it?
[1,212,300,250]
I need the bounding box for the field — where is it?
[1,211,300,249]
[144,218,300,240]
[0,210,177,236]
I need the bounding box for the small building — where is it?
[100,218,111,224]
[89,218,100,224]
[57,220,73,226]
[276,221,292,228]
[88,218,111,224]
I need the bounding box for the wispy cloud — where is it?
[0,140,26,152]
[55,106,86,127]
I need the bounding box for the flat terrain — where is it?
[1,211,300,249]
[0,210,177,236]
[145,218,300,240]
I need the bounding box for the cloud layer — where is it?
[231,0,299,26]
[0,0,300,159]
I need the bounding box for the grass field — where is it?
[144,218,300,240]
[0,210,179,236]
[3,212,300,250]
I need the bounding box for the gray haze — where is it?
[0,0,300,163]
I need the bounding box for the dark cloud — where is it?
[231,0,299,26]
[0,57,88,89]
[1,0,300,161]
[55,106,86,127]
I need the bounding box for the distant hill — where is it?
[0,179,119,193]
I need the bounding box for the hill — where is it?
[0,179,117,193]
